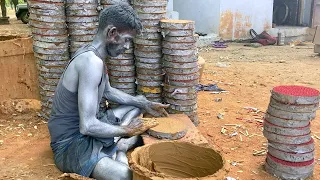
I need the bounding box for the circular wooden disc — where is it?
[136,74,164,81]
[147,117,188,140]
[132,0,167,6]
[163,91,197,100]
[134,50,162,58]
[166,73,200,81]
[137,13,166,20]
[67,16,98,23]
[29,14,66,23]
[33,40,68,49]
[162,41,196,50]
[136,68,163,75]
[269,97,319,113]
[160,19,195,30]
[134,38,162,46]
[29,20,66,29]
[135,57,162,64]
[169,104,198,112]
[266,153,314,175]
[134,5,166,14]
[264,113,310,128]
[29,8,65,16]
[265,160,313,180]
[165,78,199,87]
[163,61,198,69]
[108,70,135,77]
[263,129,311,145]
[161,29,194,37]
[29,1,64,11]
[164,97,197,106]
[136,79,162,87]
[162,48,197,56]
[32,34,68,43]
[271,85,320,105]
[164,67,199,75]
[163,54,198,63]
[268,139,315,154]
[267,105,316,121]
[137,85,162,94]
[135,62,162,69]
[268,145,314,163]
[164,35,199,43]
[263,119,311,136]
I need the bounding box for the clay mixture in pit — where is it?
[131,141,224,178]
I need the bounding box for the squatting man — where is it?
[48,4,169,180]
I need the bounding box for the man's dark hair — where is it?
[98,3,142,33]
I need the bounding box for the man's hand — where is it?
[136,95,170,117]
[124,117,159,136]
[144,101,170,117]
[125,118,143,136]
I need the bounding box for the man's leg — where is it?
[112,105,142,126]
[116,135,143,165]
[91,157,132,180]
[99,105,141,126]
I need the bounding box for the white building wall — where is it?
[173,0,274,40]
[173,0,221,34]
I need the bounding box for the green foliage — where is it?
[5,0,26,7]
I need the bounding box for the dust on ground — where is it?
[0,13,320,179]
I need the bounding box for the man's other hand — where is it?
[144,101,170,117]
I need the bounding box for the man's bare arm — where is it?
[104,81,147,109]
[77,55,138,138]
[104,78,170,117]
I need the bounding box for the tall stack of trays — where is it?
[66,0,99,57]
[28,0,69,119]
[101,1,136,108]
[106,42,136,108]
[160,19,200,126]
[263,85,319,180]
[133,0,167,103]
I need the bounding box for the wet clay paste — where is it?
[129,141,227,180]
[131,118,159,136]
[146,116,188,140]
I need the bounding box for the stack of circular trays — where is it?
[133,0,167,103]
[66,0,99,57]
[29,0,69,119]
[106,42,136,108]
[160,19,199,126]
[263,85,319,180]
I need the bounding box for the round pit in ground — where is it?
[129,141,226,179]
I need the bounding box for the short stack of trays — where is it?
[29,0,69,119]
[160,19,200,126]
[263,85,319,180]
[66,0,99,57]
[133,0,167,103]
[106,42,136,108]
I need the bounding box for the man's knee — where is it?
[119,165,132,180]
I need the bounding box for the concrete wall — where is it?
[219,0,274,40]
[0,37,40,101]
[173,0,221,34]
[173,0,273,40]
[314,0,320,27]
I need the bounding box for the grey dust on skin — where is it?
[48,4,169,180]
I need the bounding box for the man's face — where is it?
[106,29,136,57]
